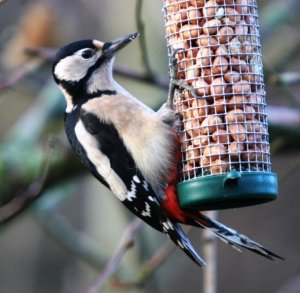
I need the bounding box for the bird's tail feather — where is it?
[162,219,206,266]
[192,213,283,261]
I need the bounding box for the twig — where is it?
[25,47,56,61]
[0,59,44,93]
[135,0,155,80]
[0,68,25,92]
[113,240,175,288]
[0,137,56,224]
[84,218,143,293]
[114,227,193,288]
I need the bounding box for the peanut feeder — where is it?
[163,0,278,210]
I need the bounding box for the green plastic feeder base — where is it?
[177,171,278,211]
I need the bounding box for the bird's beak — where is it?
[102,32,139,57]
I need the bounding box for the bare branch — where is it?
[84,218,143,293]
[25,47,56,61]
[113,241,175,288]
[0,59,44,93]
[0,137,56,224]
[135,0,155,80]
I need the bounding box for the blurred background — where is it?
[0,0,300,292]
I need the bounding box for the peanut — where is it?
[203,0,219,19]
[210,77,227,96]
[203,19,221,35]
[191,98,207,118]
[186,144,201,163]
[185,119,201,137]
[225,109,245,123]
[212,129,230,143]
[174,9,188,23]
[212,97,227,113]
[248,92,264,107]
[227,37,242,56]
[210,159,229,174]
[180,24,201,39]
[224,70,241,83]
[187,7,201,24]
[196,47,213,67]
[212,56,229,75]
[244,119,264,133]
[165,20,178,35]
[197,35,219,51]
[222,8,241,26]
[227,95,248,110]
[186,65,200,83]
[179,104,193,120]
[192,78,210,96]
[166,3,180,14]
[232,80,251,94]
[245,105,256,120]
[230,57,249,72]
[216,26,234,44]
[192,134,209,147]
[203,144,227,160]
[182,163,195,178]
[228,142,244,159]
[201,156,211,167]
[242,73,262,84]
[186,48,198,59]
[202,67,213,84]
[235,0,249,15]
[200,115,224,135]
[189,0,205,7]
[235,20,248,42]
[241,148,258,162]
[228,123,246,142]
[247,133,263,145]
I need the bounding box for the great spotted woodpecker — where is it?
[52,33,282,266]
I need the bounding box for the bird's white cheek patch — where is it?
[55,56,89,82]
[74,120,127,201]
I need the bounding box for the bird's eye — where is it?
[81,49,95,59]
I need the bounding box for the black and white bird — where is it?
[52,32,282,266]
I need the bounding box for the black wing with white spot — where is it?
[122,173,206,266]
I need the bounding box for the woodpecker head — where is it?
[52,33,139,109]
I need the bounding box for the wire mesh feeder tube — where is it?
[163,0,278,210]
